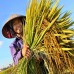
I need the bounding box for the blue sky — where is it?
[0,0,74,69]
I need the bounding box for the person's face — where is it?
[13,18,23,34]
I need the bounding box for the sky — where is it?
[0,0,74,69]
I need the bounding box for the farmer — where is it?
[2,14,31,65]
[2,14,48,74]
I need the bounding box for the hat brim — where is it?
[2,15,26,39]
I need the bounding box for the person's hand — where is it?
[22,45,31,59]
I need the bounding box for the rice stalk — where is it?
[11,0,74,74]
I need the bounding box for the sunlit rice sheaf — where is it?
[10,0,74,74]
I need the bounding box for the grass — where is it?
[0,67,13,74]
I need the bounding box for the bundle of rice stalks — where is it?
[11,0,74,74]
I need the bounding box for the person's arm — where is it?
[9,43,22,65]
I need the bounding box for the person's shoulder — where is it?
[9,38,17,47]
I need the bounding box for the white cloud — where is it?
[0,41,3,47]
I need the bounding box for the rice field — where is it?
[0,67,13,74]
[0,0,74,74]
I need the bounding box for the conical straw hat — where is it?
[2,14,26,38]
